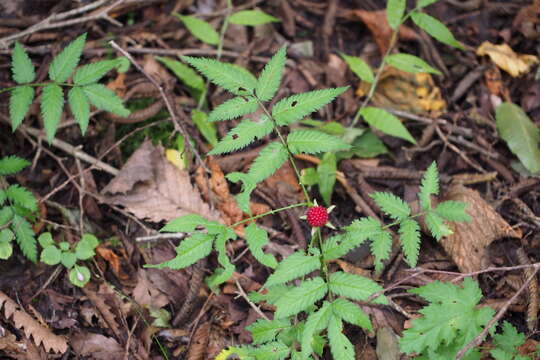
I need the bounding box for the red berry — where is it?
[306,206,328,227]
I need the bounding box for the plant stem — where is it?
[230,202,309,228]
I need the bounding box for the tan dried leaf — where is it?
[71,332,123,360]
[477,41,540,77]
[186,322,211,360]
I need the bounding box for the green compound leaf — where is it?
[273,87,348,126]
[69,265,91,287]
[156,56,205,94]
[490,322,526,360]
[73,58,125,85]
[247,142,288,183]
[11,42,35,84]
[6,185,37,212]
[75,233,99,260]
[209,116,274,155]
[333,217,382,260]
[399,218,421,267]
[182,56,257,95]
[226,172,256,214]
[208,96,258,122]
[327,316,355,360]
[41,245,62,265]
[274,277,328,319]
[416,0,440,9]
[411,12,464,49]
[192,110,218,147]
[386,53,442,75]
[496,102,540,173]
[68,86,90,134]
[360,106,416,144]
[206,229,236,289]
[251,341,290,360]
[229,10,280,26]
[9,86,34,131]
[301,301,332,359]
[161,214,213,233]
[247,318,291,345]
[256,45,286,101]
[371,229,392,273]
[435,200,471,222]
[331,298,373,331]
[82,83,130,117]
[41,83,64,142]
[386,0,406,30]
[245,223,278,269]
[264,251,320,288]
[48,33,87,83]
[425,211,453,240]
[370,191,411,220]
[12,214,37,262]
[287,130,351,154]
[317,152,337,206]
[147,233,214,270]
[174,14,219,45]
[340,53,374,83]
[321,234,351,261]
[419,162,439,210]
[328,271,387,304]
[0,156,30,176]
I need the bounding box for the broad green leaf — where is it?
[11,214,37,262]
[41,246,61,265]
[273,87,348,126]
[386,53,442,75]
[208,96,258,122]
[191,110,217,146]
[370,191,411,220]
[417,0,440,9]
[340,53,374,83]
[68,86,90,134]
[264,251,320,288]
[247,318,291,344]
[61,252,76,268]
[0,156,29,176]
[331,298,373,331]
[360,107,416,144]
[245,223,277,269]
[9,86,34,131]
[41,83,64,142]
[6,184,37,212]
[206,229,236,289]
[274,277,328,318]
[495,102,540,173]
[425,211,452,240]
[301,301,332,358]
[147,233,214,269]
[161,214,212,233]
[82,83,130,117]
[157,56,205,98]
[256,45,287,101]
[229,10,280,26]
[435,200,471,222]
[174,14,219,45]
[327,316,355,360]
[419,162,439,210]
[69,265,91,287]
[317,152,336,206]
[182,56,257,95]
[371,229,393,273]
[399,218,421,267]
[287,130,351,154]
[337,130,388,159]
[75,233,99,260]
[49,33,87,83]
[247,142,288,183]
[73,58,124,85]
[11,42,35,84]
[386,0,406,30]
[301,167,318,186]
[209,116,274,155]
[328,271,387,304]
[411,12,464,49]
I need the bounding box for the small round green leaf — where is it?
[61,252,77,268]
[69,265,91,287]
[38,232,55,247]
[41,246,62,265]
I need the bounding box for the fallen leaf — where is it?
[96,246,129,280]
[132,269,170,308]
[477,41,539,77]
[71,332,123,360]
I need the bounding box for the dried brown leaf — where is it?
[132,269,170,308]
[186,322,211,360]
[71,332,123,360]
[82,287,122,340]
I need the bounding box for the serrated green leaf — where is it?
[11,214,37,262]
[250,284,291,305]
[317,152,336,207]
[301,301,332,358]
[209,116,274,155]
[6,185,37,212]
[251,341,290,360]
[83,83,130,117]
[247,318,291,344]
[264,251,320,288]
[386,53,442,75]
[417,0,440,9]
[435,200,471,222]
[49,33,86,83]
[287,130,351,154]
[496,102,540,173]
[182,56,257,95]
[371,229,392,273]
[273,87,348,126]
[331,298,373,331]
[9,86,34,131]
[69,265,91,287]
[328,271,387,304]
[419,161,439,210]
[0,156,30,176]
[192,109,218,146]
[256,46,286,101]
[399,218,421,267]
[274,277,328,318]
[245,223,278,269]
[41,83,64,142]
[425,211,452,240]
[386,0,406,29]
[206,229,236,289]
[11,42,35,84]
[0,207,14,226]
[360,107,416,144]
[492,321,525,357]
[341,53,374,83]
[147,233,214,269]
[161,214,212,233]
[174,14,220,45]
[41,245,61,265]
[68,86,90,134]
[411,12,464,49]
[208,96,258,122]
[229,10,280,26]
[73,58,123,85]
[226,172,256,214]
[247,142,288,183]
[321,234,351,261]
[327,316,355,360]
[370,192,411,220]
[336,217,382,260]
[156,56,205,93]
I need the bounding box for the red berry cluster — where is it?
[306,206,328,227]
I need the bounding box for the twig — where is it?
[235,279,269,321]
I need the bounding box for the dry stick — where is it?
[455,265,540,360]
[235,279,269,321]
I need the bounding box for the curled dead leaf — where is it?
[477,41,540,77]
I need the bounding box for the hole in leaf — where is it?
[238,87,246,92]
[291,100,298,107]
[232,134,239,140]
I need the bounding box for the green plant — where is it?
[39,232,99,287]
[490,321,531,360]
[0,156,39,262]
[3,33,130,142]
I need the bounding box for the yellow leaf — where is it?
[165,149,185,169]
[476,41,539,77]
